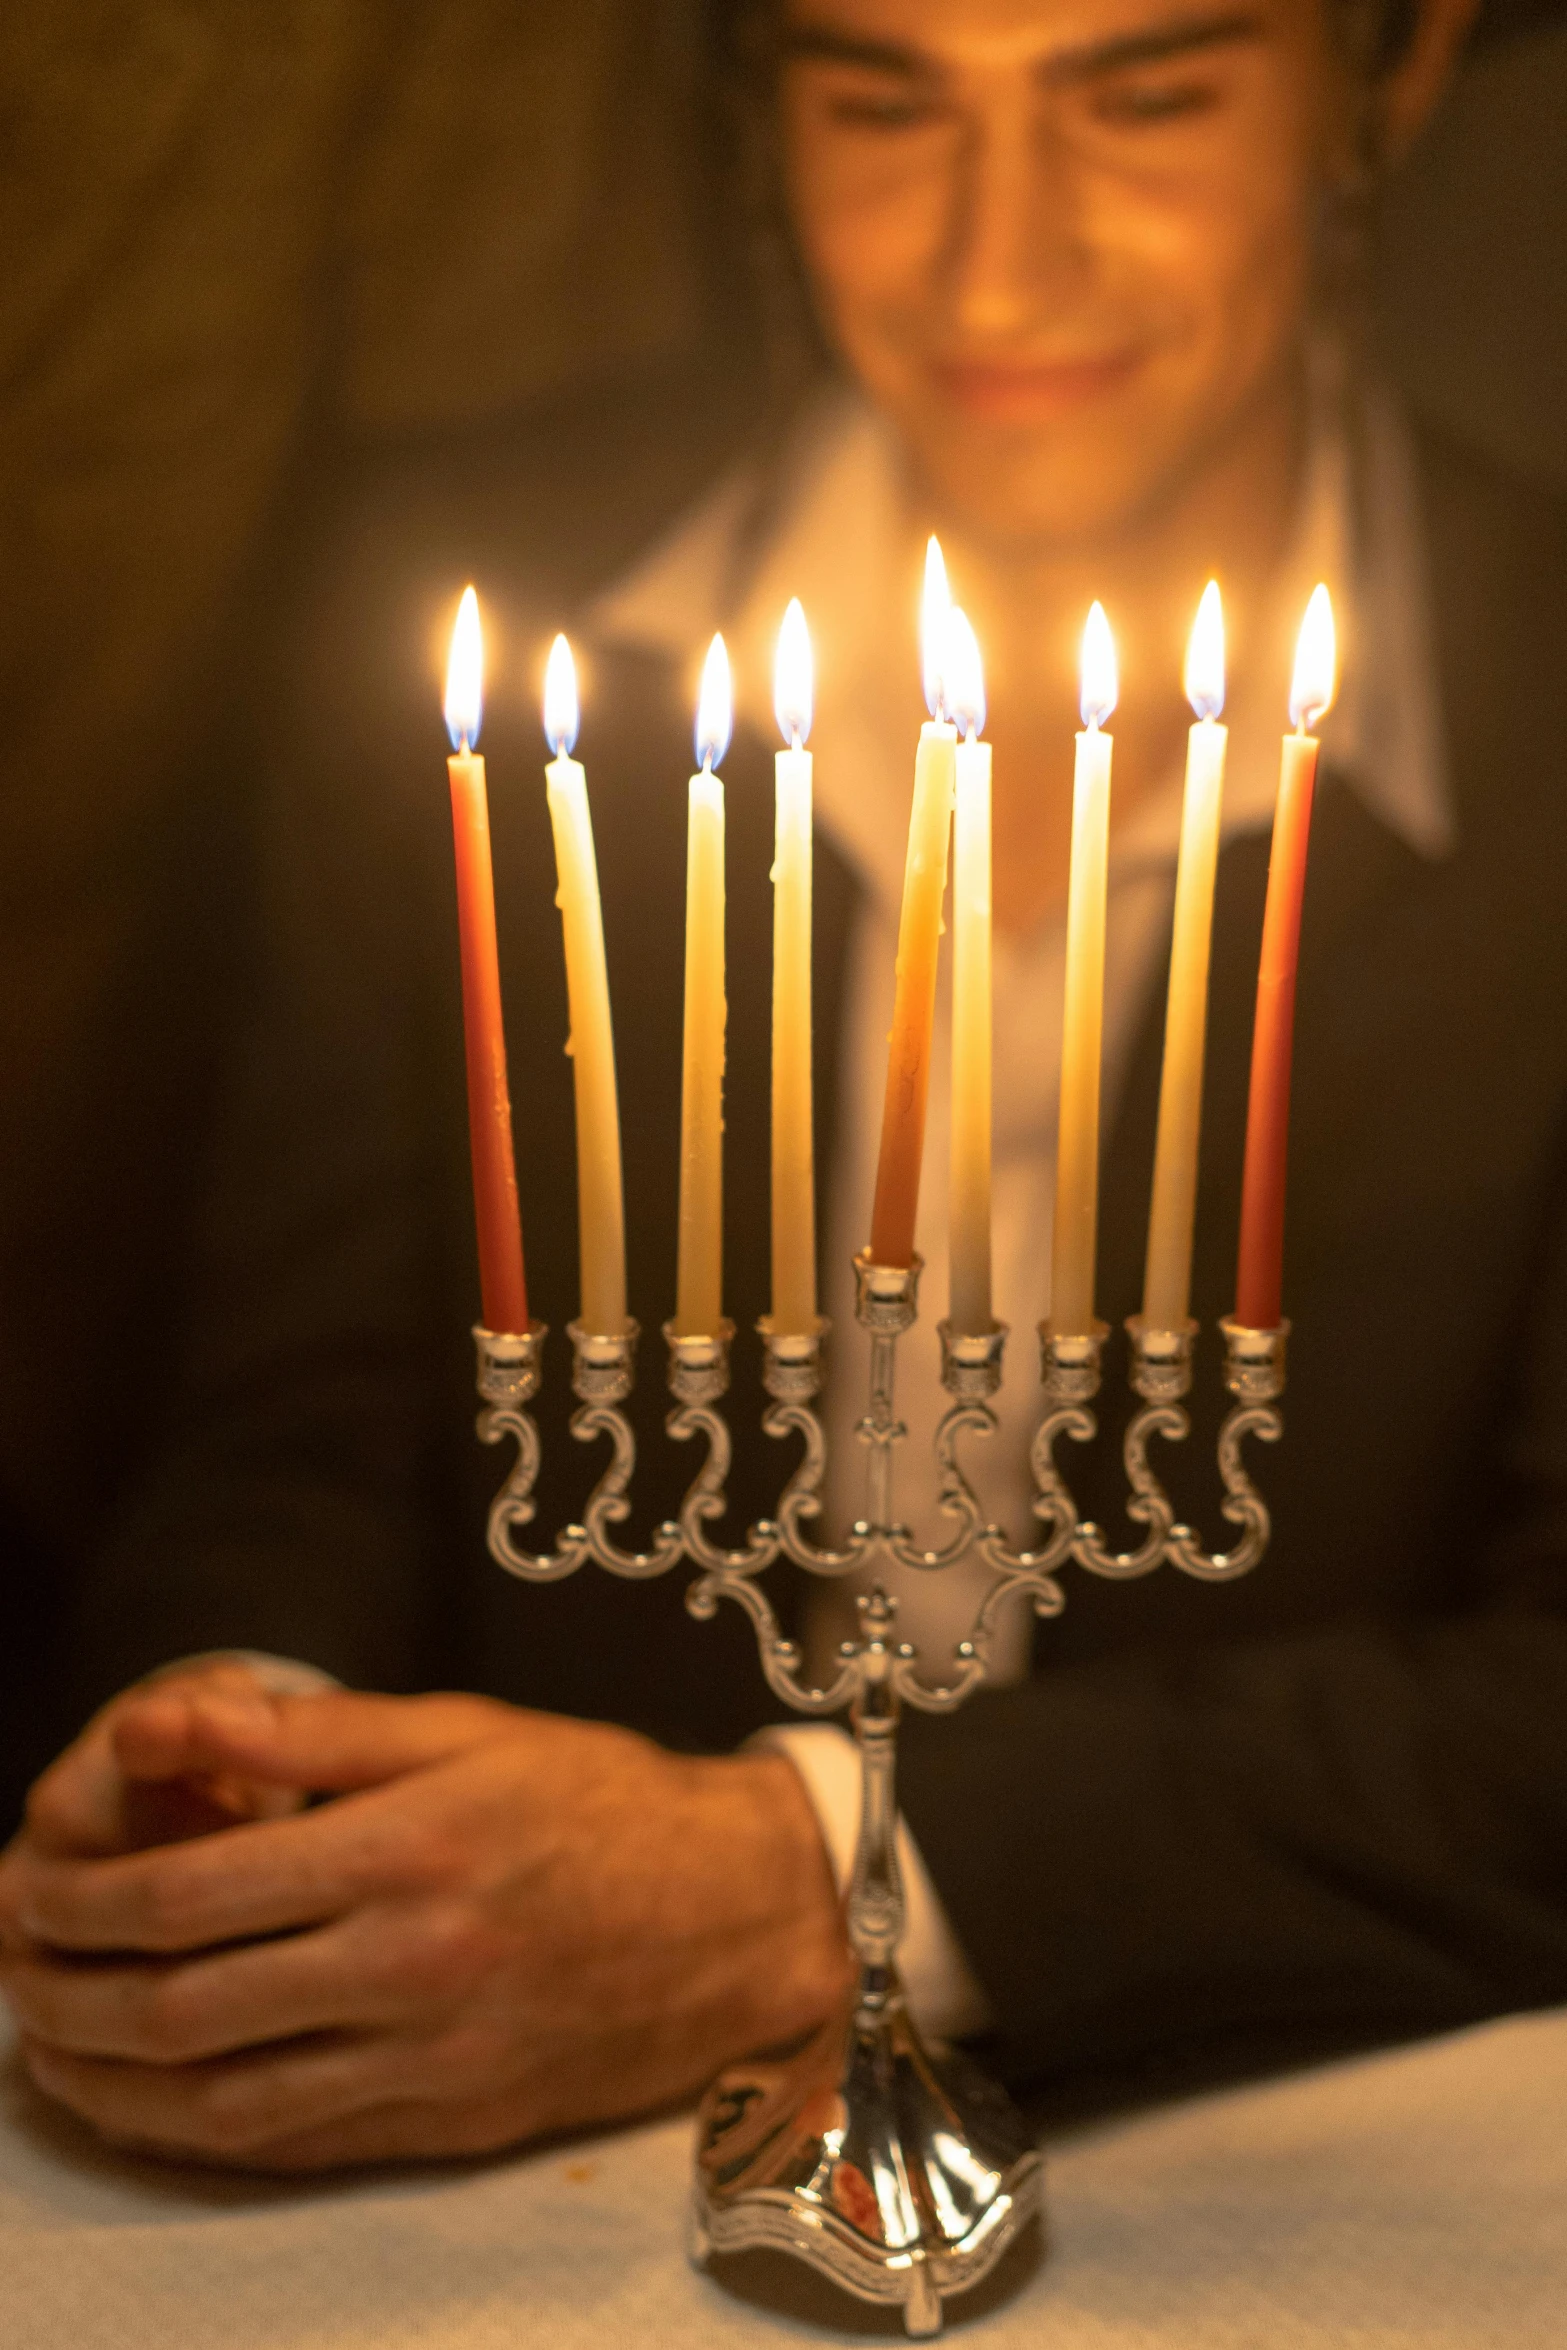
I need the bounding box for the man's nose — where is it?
[945,95,1092,339]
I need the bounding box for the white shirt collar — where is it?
[592,366,1453,910]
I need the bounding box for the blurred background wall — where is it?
[1373,12,1567,486]
[0,2,1562,1818]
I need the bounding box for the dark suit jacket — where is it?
[64,389,1567,2099]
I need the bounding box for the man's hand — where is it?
[0,1687,849,2170]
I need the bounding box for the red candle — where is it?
[1235,585,1336,1330]
[445,587,529,1335]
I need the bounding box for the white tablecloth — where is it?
[3,2008,1564,2348]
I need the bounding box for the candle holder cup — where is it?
[474,1263,1286,2336]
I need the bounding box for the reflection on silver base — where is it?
[691,1976,1042,2338]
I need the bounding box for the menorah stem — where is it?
[864,1330,902,1531]
[846,1592,905,1988]
[852,1250,922,1538]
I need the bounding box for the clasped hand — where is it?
[0,1668,846,2170]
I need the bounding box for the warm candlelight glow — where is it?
[774,597,813,748]
[543,632,580,758]
[1184,581,1226,722]
[695,633,733,773]
[921,535,953,719]
[1289,583,1337,733]
[945,606,985,741]
[1080,601,1118,730]
[445,586,484,752]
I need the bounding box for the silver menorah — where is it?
[472,1263,1286,2338]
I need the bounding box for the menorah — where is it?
[471,1261,1286,2338]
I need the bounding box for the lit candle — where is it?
[868,537,957,1268]
[444,587,528,1335]
[770,599,817,1337]
[543,635,627,1337]
[946,605,993,1338]
[1235,584,1336,1330]
[673,634,732,1338]
[1142,581,1228,1331]
[1051,602,1117,1339]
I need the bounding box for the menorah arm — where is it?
[475,1320,684,1583]
[1160,1319,1287,1579]
[764,1400,871,1572]
[1112,1316,1286,1581]
[684,1565,859,1713]
[883,1393,993,1572]
[664,1321,783,1575]
[1073,1401,1195,1591]
[481,1397,588,1581]
[1006,1320,1110,1586]
[473,1322,583,1580]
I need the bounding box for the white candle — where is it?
[1142,582,1228,1332]
[946,605,993,1338]
[1051,601,1117,1340]
[770,598,817,1337]
[542,635,627,1337]
[674,634,731,1338]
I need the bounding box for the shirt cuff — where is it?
[755,1721,992,2042]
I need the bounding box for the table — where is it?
[3,2008,1564,2348]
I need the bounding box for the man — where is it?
[6,0,1567,2175]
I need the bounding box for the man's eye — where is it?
[826,92,939,129]
[820,81,938,131]
[1090,75,1222,125]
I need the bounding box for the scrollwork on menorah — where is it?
[475,1281,1286,1678]
[472,1253,1287,2339]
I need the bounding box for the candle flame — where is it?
[543,632,580,759]
[774,596,813,747]
[921,535,953,719]
[1080,600,1118,729]
[944,605,986,739]
[1184,579,1225,722]
[444,586,484,752]
[695,632,733,772]
[1289,582,1336,733]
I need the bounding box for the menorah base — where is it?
[689,1973,1043,2337]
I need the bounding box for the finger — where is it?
[22,1721,127,1857]
[0,1901,483,2064]
[8,1794,405,1954]
[113,1689,514,1798]
[27,1664,287,1857]
[0,1845,40,1956]
[219,2088,538,2172]
[19,2029,413,2165]
[108,1685,281,1783]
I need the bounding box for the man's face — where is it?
[779,0,1349,546]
